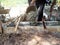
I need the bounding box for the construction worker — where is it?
[28,0,56,21]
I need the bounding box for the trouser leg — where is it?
[36,4,45,21]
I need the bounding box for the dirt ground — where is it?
[0,26,60,45]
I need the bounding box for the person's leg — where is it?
[37,4,45,21]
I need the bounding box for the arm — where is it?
[30,0,36,6]
[50,0,56,16]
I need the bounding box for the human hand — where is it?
[30,0,35,6]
